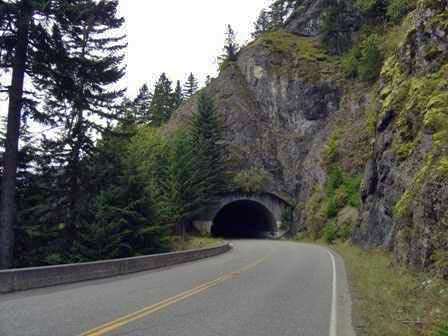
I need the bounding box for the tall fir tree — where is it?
[0,0,90,268]
[270,1,285,27]
[31,0,126,251]
[252,9,272,38]
[223,25,239,62]
[321,0,358,55]
[149,73,175,127]
[133,84,152,123]
[190,93,228,210]
[183,73,199,99]
[173,80,184,110]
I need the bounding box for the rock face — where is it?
[353,0,448,276]
[170,32,343,203]
[170,0,448,275]
[284,0,360,37]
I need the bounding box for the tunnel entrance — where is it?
[211,200,276,238]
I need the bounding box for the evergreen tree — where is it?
[190,93,228,210]
[156,131,203,238]
[270,1,285,27]
[32,0,126,249]
[223,25,239,62]
[252,9,272,38]
[183,73,199,99]
[133,84,152,123]
[173,80,184,109]
[321,0,354,55]
[358,34,383,81]
[0,0,106,268]
[149,73,175,127]
[0,0,42,269]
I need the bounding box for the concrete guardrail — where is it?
[0,242,232,294]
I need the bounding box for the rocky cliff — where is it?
[169,0,448,276]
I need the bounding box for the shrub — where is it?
[324,195,340,218]
[325,167,344,194]
[342,47,362,79]
[323,168,362,219]
[354,0,386,17]
[433,323,448,336]
[322,131,342,164]
[232,167,272,193]
[338,224,352,240]
[281,207,294,231]
[387,0,414,22]
[343,176,363,208]
[358,34,383,81]
[324,223,338,244]
[343,34,383,81]
[321,0,355,55]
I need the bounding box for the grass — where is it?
[171,235,223,251]
[246,30,342,82]
[331,241,448,336]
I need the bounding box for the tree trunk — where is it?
[0,3,31,269]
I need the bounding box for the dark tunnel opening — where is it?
[211,200,277,238]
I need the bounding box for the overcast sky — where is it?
[0,1,271,125]
[119,0,271,98]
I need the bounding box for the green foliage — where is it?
[358,34,383,81]
[232,167,272,193]
[343,34,383,81]
[252,31,329,62]
[190,93,228,202]
[438,157,448,175]
[305,189,327,240]
[386,0,415,22]
[149,73,177,127]
[252,9,273,38]
[321,0,355,55]
[281,207,294,231]
[132,84,152,123]
[219,24,239,69]
[323,130,342,164]
[324,222,338,244]
[323,167,362,219]
[338,223,353,240]
[342,47,362,79]
[354,0,387,17]
[433,323,448,336]
[183,73,199,99]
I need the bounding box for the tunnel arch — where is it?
[211,200,277,238]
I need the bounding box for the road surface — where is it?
[0,240,354,336]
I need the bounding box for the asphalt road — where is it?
[0,240,354,336]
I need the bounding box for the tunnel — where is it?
[211,200,277,238]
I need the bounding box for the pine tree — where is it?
[223,25,239,62]
[190,93,228,210]
[0,0,89,268]
[270,1,285,27]
[183,73,199,99]
[173,80,184,109]
[133,84,152,123]
[149,73,175,127]
[252,9,272,38]
[156,131,202,238]
[321,0,354,55]
[33,0,126,249]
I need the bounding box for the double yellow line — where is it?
[80,256,269,336]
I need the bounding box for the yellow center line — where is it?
[79,255,270,336]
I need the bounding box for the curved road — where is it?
[0,240,354,336]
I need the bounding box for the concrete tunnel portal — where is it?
[211,200,277,238]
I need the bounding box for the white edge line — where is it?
[327,250,337,336]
